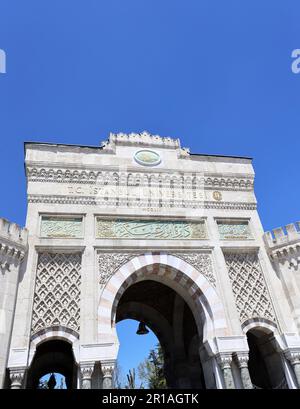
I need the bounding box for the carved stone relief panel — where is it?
[31,252,82,334]
[98,252,139,285]
[96,219,207,240]
[97,251,215,287]
[224,252,276,324]
[217,221,252,240]
[171,253,216,287]
[40,216,83,238]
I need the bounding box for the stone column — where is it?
[235,353,253,389]
[216,353,235,389]
[102,363,114,389]
[80,362,95,389]
[9,367,26,389]
[285,350,300,388]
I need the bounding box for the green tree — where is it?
[138,344,167,389]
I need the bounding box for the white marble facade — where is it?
[1,131,300,389]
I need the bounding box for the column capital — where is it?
[9,367,26,389]
[284,349,300,365]
[80,362,95,378]
[101,361,115,378]
[216,353,233,370]
[234,352,250,368]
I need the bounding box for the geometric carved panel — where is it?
[31,253,82,334]
[217,221,252,240]
[96,218,207,240]
[40,216,83,238]
[224,252,276,324]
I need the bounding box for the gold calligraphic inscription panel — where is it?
[96,218,207,240]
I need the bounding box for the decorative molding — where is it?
[224,252,276,325]
[171,253,216,286]
[98,252,139,285]
[204,201,256,210]
[28,194,256,211]
[40,216,83,238]
[31,252,82,334]
[107,131,183,150]
[96,219,207,240]
[217,221,252,240]
[26,167,254,191]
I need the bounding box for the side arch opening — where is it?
[26,339,77,389]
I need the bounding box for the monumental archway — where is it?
[5,132,300,389]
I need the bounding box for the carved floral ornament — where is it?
[97,252,216,287]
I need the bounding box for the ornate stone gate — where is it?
[2,131,300,388]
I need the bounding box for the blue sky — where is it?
[1,1,300,383]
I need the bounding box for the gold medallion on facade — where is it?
[213,191,222,201]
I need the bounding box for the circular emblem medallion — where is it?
[134,150,161,166]
[213,191,222,201]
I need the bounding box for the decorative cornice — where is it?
[26,167,254,192]
[27,194,256,211]
[106,131,183,150]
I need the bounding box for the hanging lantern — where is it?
[136,322,149,335]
